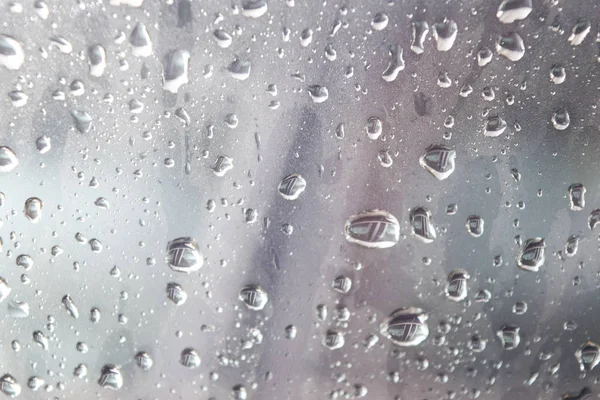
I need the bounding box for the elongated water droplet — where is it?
[366,117,382,140]
[576,341,600,371]
[381,45,404,82]
[569,20,591,46]
[163,50,190,93]
[411,21,429,54]
[432,19,457,51]
[410,207,436,243]
[0,146,18,172]
[130,22,152,57]
[62,294,79,318]
[466,215,484,237]
[88,44,106,77]
[569,183,586,210]
[445,269,470,301]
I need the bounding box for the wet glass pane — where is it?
[0,0,598,398]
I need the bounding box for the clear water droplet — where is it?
[0,146,18,172]
[98,364,123,390]
[496,0,532,23]
[380,307,429,347]
[419,145,456,180]
[410,207,436,243]
[411,21,429,54]
[239,285,268,310]
[344,209,400,249]
[445,269,470,301]
[497,325,520,350]
[278,174,306,200]
[432,19,458,51]
[166,237,203,273]
[496,32,525,61]
[517,238,546,272]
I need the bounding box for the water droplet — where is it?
[468,335,487,352]
[300,28,313,47]
[8,90,27,107]
[94,197,110,209]
[517,238,545,272]
[88,44,106,77]
[496,0,532,23]
[50,36,72,53]
[459,83,473,97]
[90,307,101,323]
[316,304,327,320]
[71,109,93,133]
[513,301,528,315]
[380,307,429,347]
[166,237,203,273]
[35,135,51,154]
[0,35,24,70]
[135,352,153,371]
[419,145,456,180]
[98,364,123,390]
[563,388,592,400]
[0,278,11,303]
[381,45,404,82]
[477,47,493,66]
[332,275,352,294]
[497,325,520,350]
[166,282,187,305]
[0,146,18,172]
[550,64,566,84]
[62,294,79,318]
[89,238,103,253]
[212,155,233,176]
[130,22,152,57]
[484,116,507,137]
[24,197,42,223]
[445,269,470,301]
[27,376,44,391]
[180,348,201,368]
[378,150,393,168]
[8,300,29,318]
[474,289,491,303]
[233,384,248,400]
[411,21,429,54]
[565,234,580,257]
[307,85,328,103]
[0,374,21,398]
[239,285,268,310]
[323,330,345,350]
[552,108,570,130]
[213,29,232,48]
[33,330,49,350]
[284,324,297,339]
[576,341,600,371]
[569,20,591,46]
[278,174,306,200]
[569,183,586,210]
[344,209,400,249]
[244,208,258,224]
[241,0,267,18]
[496,32,525,61]
[228,59,251,80]
[432,19,458,51]
[482,86,495,101]
[16,254,32,270]
[163,50,190,93]
[466,215,484,237]
[371,12,388,31]
[366,117,382,140]
[74,363,88,378]
[410,207,436,243]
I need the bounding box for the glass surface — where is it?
[0,0,598,398]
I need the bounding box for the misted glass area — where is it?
[0,0,598,398]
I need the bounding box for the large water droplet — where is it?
[496,32,525,61]
[484,116,507,137]
[180,348,201,368]
[307,85,328,103]
[98,364,123,390]
[239,285,268,310]
[213,29,232,48]
[576,341,600,371]
[165,237,203,273]
[166,282,187,305]
[130,22,152,57]
[466,215,484,237]
[24,197,42,223]
[410,207,436,243]
[0,146,18,172]
[445,269,470,302]
[71,110,93,133]
[228,59,251,80]
[419,145,456,180]
[88,44,106,77]
[380,307,429,347]
[568,20,591,46]
[163,50,190,93]
[497,325,520,350]
[344,209,399,249]
[0,374,21,398]
[432,19,458,51]
[552,108,570,130]
[411,21,429,54]
[241,0,267,18]
[135,352,153,371]
[323,330,345,350]
[371,12,388,31]
[517,238,545,272]
[0,35,24,70]
[381,45,404,82]
[366,117,382,140]
[496,0,532,23]
[278,174,306,200]
[62,294,79,318]
[569,183,586,210]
